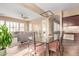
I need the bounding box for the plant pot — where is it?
[0,49,6,56]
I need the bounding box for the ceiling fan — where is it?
[20,13,28,19]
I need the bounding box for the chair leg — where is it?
[49,50,54,56]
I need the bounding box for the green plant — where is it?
[0,24,12,50]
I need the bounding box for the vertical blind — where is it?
[0,20,24,32]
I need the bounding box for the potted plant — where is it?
[0,24,12,56]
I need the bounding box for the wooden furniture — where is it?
[6,42,46,56]
[48,40,60,56]
[7,32,46,56]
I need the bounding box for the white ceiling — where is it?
[0,3,40,20]
[35,3,79,11]
[0,3,79,20]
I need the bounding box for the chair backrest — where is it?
[48,40,59,52]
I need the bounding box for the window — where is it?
[2,20,25,32]
[0,20,5,25]
[0,20,25,32]
[6,21,10,31]
[54,22,60,40]
[54,22,60,32]
[10,22,14,32]
[16,22,19,32]
[8,22,19,32]
[29,23,32,31]
[19,23,24,31]
[13,22,18,32]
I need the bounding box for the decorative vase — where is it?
[0,49,6,56]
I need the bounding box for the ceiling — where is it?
[35,3,79,11]
[0,3,79,20]
[0,3,41,20]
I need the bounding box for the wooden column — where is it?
[59,10,64,56]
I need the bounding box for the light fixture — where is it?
[40,10,54,17]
